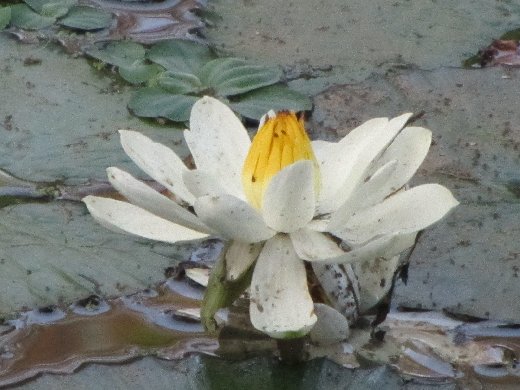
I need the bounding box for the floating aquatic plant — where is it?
[83,96,458,340]
[85,39,311,122]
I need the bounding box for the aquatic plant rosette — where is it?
[83,96,458,339]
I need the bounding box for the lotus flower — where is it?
[83,96,458,338]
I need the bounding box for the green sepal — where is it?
[201,243,255,334]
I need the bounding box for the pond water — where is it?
[1,0,520,388]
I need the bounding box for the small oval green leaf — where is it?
[59,5,112,31]
[10,4,55,30]
[198,58,282,97]
[146,39,214,74]
[230,85,312,120]
[157,71,202,94]
[24,0,76,18]
[128,88,198,122]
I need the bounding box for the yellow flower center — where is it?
[242,111,319,209]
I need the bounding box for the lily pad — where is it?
[59,6,113,31]
[146,39,214,74]
[230,85,312,120]
[156,71,202,94]
[10,4,55,30]
[119,60,163,85]
[128,87,198,122]
[0,7,10,29]
[198,57,282,97]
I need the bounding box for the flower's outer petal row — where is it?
[331,126,432,228]
[185,96,251,200]
[335,183,459,244]
[225,241,263,281]
[119,130,195,205]
[290,228,344,261]
[312,263,360,322]
[353,254,403,312]
[250,235,317,338]
[261,161,315,233]
[183,169,228,198]
[307,233,417,265]
[107,167,211,234]
[83,196,209,243]
[309,303,350,345]
[328,160,397,230]
[194,194,276,243]
[316,114,413,214]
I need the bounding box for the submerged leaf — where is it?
[230,85,312,120]
[0,7,11,29]
[147,39,214,74]
[128,87,198,122]
[59,6,112,31]
[198,58,282,96]
[10,4,55,29]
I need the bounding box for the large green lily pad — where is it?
[0,35,191,316]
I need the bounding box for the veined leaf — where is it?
[230,85,312,120]
[157,71,202,94]
[10,4,55,30]
[24,0,76,18]
[128,88,198,122]
[198,58,282,97]
[119,60,163,85]
[59,6,112,31]
[147,39,214,74]
[85,41,146,68]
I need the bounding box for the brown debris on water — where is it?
[83,0,207,44]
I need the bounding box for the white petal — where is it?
[261,161,315,233]
[353,254,401,313]
[317,114,412,214]
[311,263,360,322]
[290,228,344,261]
[186,96,251,199]
[225,241,262,281]
[107,167,210,233]
[309,303,350,345]
[307,233,417,265]
[250,235,316,338]
[336,184,458,244]
[119,130,195,205]
[182,169,228,198]
[194,194,275,243]
[83,196,208,244]
[185,268,210,287]
[328,160,398,230]
[331,126,432,229]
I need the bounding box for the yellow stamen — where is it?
[242,111,319,209]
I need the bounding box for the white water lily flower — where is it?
[83,96,458,339]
